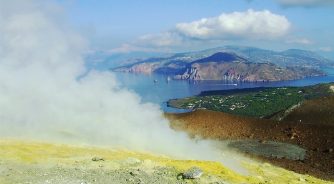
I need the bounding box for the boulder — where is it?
[182,167,203,179]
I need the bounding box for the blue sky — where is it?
[59,0,334,57]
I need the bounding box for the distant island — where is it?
[112,46,332,82]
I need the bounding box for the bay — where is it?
[114,67,334,113]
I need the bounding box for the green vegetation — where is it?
[168,83,334,118]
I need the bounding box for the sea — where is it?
[114,67,334,113]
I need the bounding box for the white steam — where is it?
[0,0,246,171]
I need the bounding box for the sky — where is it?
[58,0,334,57]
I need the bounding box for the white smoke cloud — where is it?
[0,0,247,170]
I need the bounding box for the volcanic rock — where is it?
[182,167,203,179]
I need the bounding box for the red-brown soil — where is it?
[283,96,334,126]
[166,96,334,181]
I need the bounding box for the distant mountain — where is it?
[208,46,332,68]
[174,53,323,81]
[193,52,247,64]
[84,51,170,71]
[112,46,331,82]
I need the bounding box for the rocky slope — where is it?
[166,104,334,181]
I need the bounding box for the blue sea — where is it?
[114,67,334,113]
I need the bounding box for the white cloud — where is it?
[319,47,333,52]
[108,43,164,53]
[114,9,292,52]
[286,38,313,45]
[176,9,291,40]
[137,32,183,47]
[277,0,334,7]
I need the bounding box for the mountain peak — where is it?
[193,52,246,64]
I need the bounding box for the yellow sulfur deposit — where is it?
[0,139,332,184]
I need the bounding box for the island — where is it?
[112,46,331,82]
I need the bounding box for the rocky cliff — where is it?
[174,61,322,81]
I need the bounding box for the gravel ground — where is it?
[0,160,226,184]
[228,140,306,160]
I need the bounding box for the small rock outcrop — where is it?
[92,157,104,162]
[182,167,203,179]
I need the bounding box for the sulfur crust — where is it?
[0,139,332,184]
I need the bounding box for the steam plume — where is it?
[0,0,246,171]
